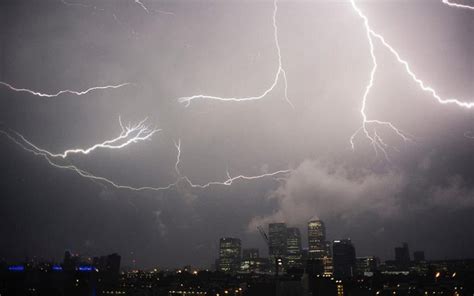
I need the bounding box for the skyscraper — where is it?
[395,243,410,267]
[269,223,287,258]
[308,219,327,259]
[218,237,241,273]
[106,253,121,274]
[333,239,356,279]
[269,223,287,272]
[286,227,302,268]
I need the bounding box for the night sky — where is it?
[0,0,473,269]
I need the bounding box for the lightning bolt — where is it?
[1,129,180,191]
[134,0,149,13]
[441,0,474,10]
[349,0,473,158]
[133,0,175,15]
[177,0,293,109]
[13,117,160,159]
[1,130,290,192]
[60,0,100,9]
[173,139,291,189]
[0,81,132,98]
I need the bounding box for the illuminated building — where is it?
[333,239,356,279]
[286,227,302,269]
[308,219,328,260]
[217,238,241,273]
[240,249,269,274]
[241,248,260,273]
[323,256,333,276]
[356,256,378,276]
[336,281,344,296]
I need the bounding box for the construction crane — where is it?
[257,226,268,244]
[257,225,282,276]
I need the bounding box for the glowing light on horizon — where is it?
[177,0,293,108]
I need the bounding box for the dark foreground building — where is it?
[333,239,356,280]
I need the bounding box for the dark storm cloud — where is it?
[0,0,473,268]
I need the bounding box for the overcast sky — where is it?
[0,0,473,269]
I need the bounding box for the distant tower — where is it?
[218,238,241,273]
[395,243,410,267]
[308,219,327,259]
[333,239,356,279]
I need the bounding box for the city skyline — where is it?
[1,0,474,270]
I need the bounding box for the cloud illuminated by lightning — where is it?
[177,0,293,108]
[349,0,474,158]
[0,81,132,98]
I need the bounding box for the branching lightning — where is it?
[0,81,132,98]
[177,0,293,108]
[349,0,474,159]
[1,130,290,192]
[8,0,471,193]
[15,117,160,159]
[1,129,180,191]
[172,139,291,189]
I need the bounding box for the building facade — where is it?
[333,239,356,279]
[308,220,328,260]
[218,237,241,273]
[286,227,302,269]
[395,243,410,267]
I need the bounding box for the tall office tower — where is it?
[333,239,356,279]
[218,237,241,273]
[269,223,287,257]
[269,223,287,272]
[106,253,121,274]
[308,219,327,259]
[286,227,302,268]
[395,243,410,267]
